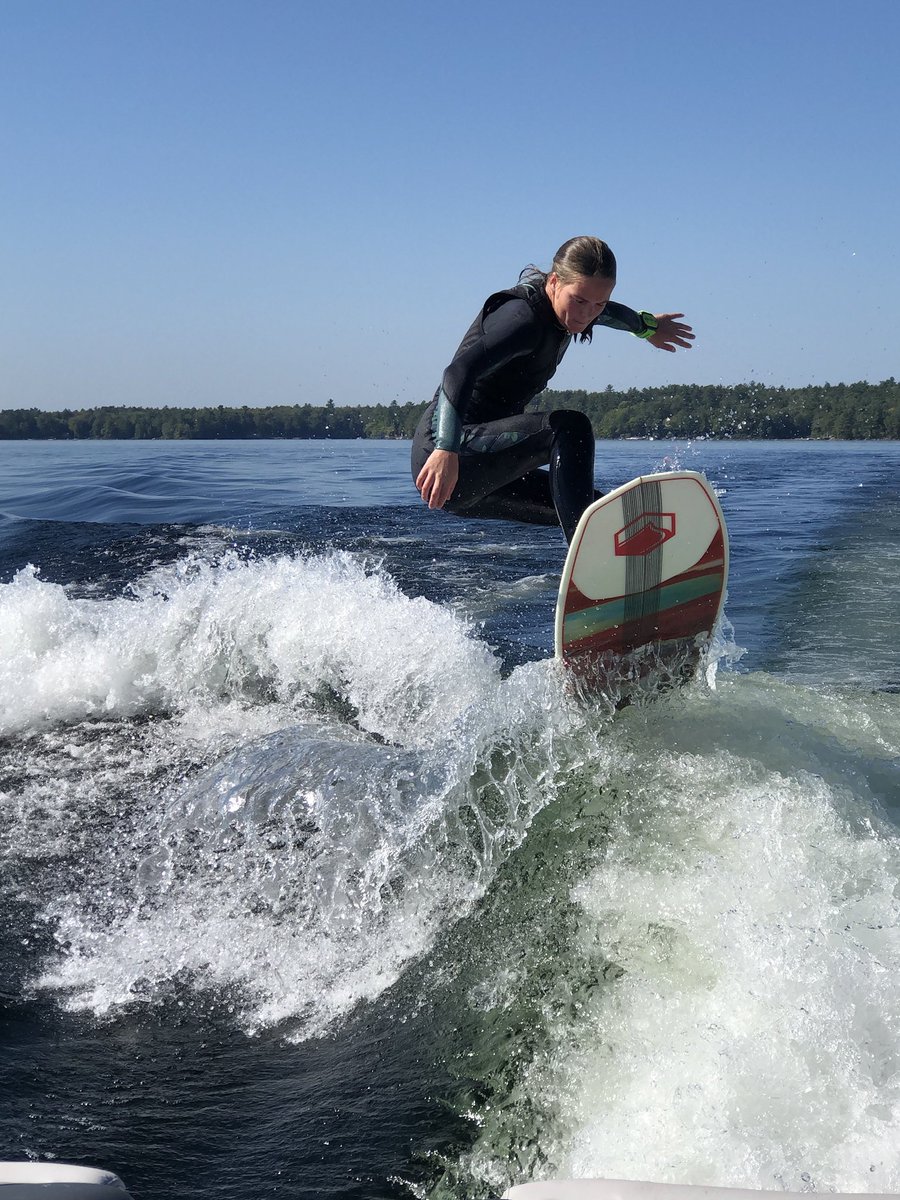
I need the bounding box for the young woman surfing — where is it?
[411,236,693,543]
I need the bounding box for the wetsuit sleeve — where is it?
[593,301,652,336]
[433,300,541,452]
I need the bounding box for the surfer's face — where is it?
[546,273,615,335]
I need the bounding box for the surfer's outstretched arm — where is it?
[645,313,695,353]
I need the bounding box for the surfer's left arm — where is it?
[644,313,694,352]
[594,303,695,352]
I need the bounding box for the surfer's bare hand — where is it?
[416,449,459,510]
[648,314,694,352]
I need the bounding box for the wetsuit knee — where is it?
[548,409,594,442]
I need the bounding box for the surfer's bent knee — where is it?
[548,409,593,442]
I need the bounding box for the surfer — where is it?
[411,236,693,543]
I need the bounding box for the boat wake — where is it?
[4,543,900,1198]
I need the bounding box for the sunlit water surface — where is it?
[1,438,899,1200]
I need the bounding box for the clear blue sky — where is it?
[2,0,898,411]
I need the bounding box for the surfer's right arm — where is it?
[431,299,537,454]
[416,299,535,509]
[415,446,459,509]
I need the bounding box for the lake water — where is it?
[1,437,899,1199]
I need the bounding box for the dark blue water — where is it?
[2,439,900,1199]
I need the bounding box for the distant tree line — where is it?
[531,378,900,440]
[0,399,419,441]
[1,379,898,441]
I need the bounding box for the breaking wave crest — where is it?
[4,549,592,1037]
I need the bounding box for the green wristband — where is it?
[634,311,658,339]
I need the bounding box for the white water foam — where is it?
[455,678,900,1196]
[5,550,587,1037]
[35,663,575,1038]
[0,550,497,745]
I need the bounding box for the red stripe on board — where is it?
[562,589,724,659]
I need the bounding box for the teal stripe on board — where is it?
[564,572,723,644]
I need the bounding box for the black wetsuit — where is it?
[410,280,650,541]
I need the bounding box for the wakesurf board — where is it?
[555,470,728,693]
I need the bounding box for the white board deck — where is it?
[555,471,728,684]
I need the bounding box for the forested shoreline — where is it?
[1,379,898,440]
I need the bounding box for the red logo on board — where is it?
[614,513,676,556]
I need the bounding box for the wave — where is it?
[0,549,499,745]
[3,549,578,1037]
[427,677,900,1197]
[5,545,900,1197]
